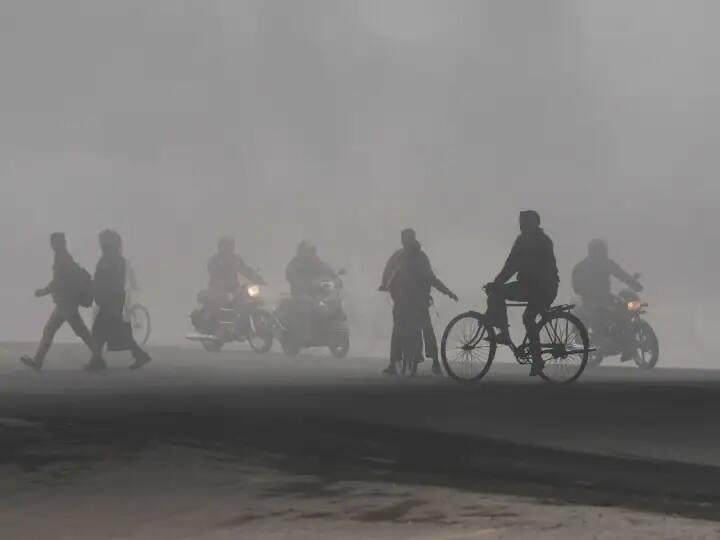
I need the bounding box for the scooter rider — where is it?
[285,241,337,342]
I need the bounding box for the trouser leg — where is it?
[65,306,102,361]
[422,310,438,362]
[34,307,65,366]
[487,282,525,330]
[523,290,556,367]
[390,304,402,365]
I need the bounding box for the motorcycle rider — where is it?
[380,228,458,376]
[285,241,338,342]
[486,210,559,377]
[203,236,264,325]
[572,239,643,357]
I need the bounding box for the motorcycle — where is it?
[187,283,275,354]
[274,270,350,358]
[574,282,659,369]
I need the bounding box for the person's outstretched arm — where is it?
[236,256,264,285]
[493,237,521,285]
[609,260,643,292]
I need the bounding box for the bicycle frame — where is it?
[468,302,581,365]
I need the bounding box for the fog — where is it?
[1,1,719,365]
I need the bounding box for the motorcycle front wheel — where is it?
[328,332,350,359]
[633,320,659,369]
[248,310,274,354]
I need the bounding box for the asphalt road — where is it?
[3,343,720,515]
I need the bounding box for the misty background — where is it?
[1,1,718,365]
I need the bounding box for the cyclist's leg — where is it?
[487,281,524,331]
[523,289,556,375]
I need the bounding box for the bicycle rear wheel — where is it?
[537,312,589,384]
[441,312,496,383]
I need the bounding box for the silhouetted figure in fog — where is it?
[572,239,643,348]
[21,233,101,371]
[89,230,152,371]
[285,241,337,342]
[286,241,336,296]
[486,211,559,376]
[380,229,458,375]
[204,236,264,323]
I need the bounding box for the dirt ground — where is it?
[1,422,719,540]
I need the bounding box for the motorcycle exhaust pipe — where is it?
[186,333,222,343]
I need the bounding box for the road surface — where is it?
[2,343,720,538]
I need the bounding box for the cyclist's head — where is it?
[49,232,67,253]
[218,236,235,257]
[519,210,541,233]
[588,238,608,260]
[401,228,417,249]
[99,229,122,254]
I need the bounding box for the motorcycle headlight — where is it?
[627,300,642,312]
[247,285,261,298]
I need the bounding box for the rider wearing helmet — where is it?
[572,239,643,342]
[204,237,264,322]
[486,211,559,377]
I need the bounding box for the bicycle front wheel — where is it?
[128,304,151,346]
[538,312,589,384]
[441,312,496,383]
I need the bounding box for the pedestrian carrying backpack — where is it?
[73,263,94,308]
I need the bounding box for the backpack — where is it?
[73,263,94,308]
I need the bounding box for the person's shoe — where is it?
[83,360,107,372]
[382,364,397,376]
[530,360,544,377]
[20,356,42,372]
[431,361,443,376]
[129,354,152,370]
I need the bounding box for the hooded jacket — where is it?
[494,227,559,295]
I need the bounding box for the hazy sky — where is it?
[1,1,719,363]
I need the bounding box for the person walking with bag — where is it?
[21,232,102,371]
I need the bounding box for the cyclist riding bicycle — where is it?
[485,210,559,376]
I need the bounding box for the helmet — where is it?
[588,238,608,259]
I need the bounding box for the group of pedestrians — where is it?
[21,231,151,372]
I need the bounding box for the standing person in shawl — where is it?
[88,229,152,371]
[379,229,458,375]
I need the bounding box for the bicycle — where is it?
[441,300,591,384]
